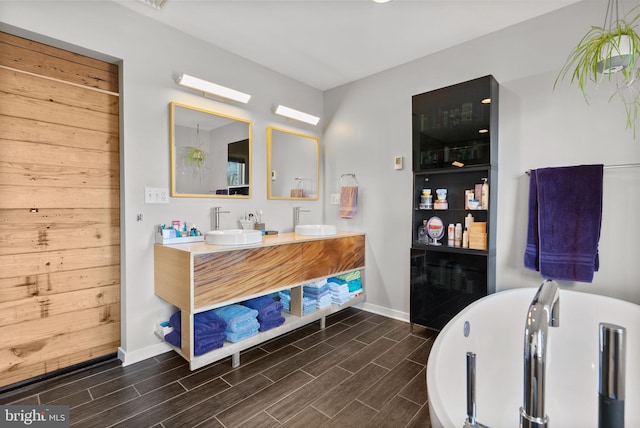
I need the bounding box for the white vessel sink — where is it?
[205,229,262,246]
[295,224,337,236]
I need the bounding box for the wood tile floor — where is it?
[0,308,437,428]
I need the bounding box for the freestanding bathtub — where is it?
[427,287,640,427]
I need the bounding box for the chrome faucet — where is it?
[293,206,310,230]
[213,206,230,230]
[520,280,560,428]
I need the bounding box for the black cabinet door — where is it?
[410,247,488,330]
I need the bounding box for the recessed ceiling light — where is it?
[138,0,168,10]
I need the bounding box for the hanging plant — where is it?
[554,2,640,136]
[185,146,207,169]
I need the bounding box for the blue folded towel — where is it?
[228,318,260,335]
[242,295,284,321]
[213,304,258,331]
[164,330,225,356]
[169,310,227,334]
[225,326,259,342]
[259,316,285,332]
[524,165,603,282]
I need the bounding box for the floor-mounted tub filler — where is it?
[427,284,639,428]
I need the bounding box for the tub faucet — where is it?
[293,207,310,230]
[213,206,230,230]
[520,280,560,428]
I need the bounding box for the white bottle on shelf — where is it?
[481,178,489,210]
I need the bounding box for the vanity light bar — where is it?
[274,105,320,126]
[176,73,251,104]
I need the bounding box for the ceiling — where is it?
[117,0,580,91]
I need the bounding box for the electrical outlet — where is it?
[145,187,169,204]
[330,193,340,205]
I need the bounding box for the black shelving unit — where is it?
[410,75,498,331]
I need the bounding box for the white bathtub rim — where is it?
[426,286,640,428]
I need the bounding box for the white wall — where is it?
[1,1,325,363]
[323,0,640,320]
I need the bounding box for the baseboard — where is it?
[118,341,172,367]
[357,301,409,323]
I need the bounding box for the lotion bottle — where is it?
[481,178,489,210]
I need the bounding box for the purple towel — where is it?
[169,310,227,334]
[524,165,603,282]
[242,296,283,321]
[259,316,285,332]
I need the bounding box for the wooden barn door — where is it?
[0,32,120,387]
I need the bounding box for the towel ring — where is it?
[340,173,358,187]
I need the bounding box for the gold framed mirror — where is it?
[267,126,320,200]
[170,102,252,198]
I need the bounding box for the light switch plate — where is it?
[145,187,169,204]
[394,156,403,170]
[330,193,340,205]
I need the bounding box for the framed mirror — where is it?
[170,102,252,198]
[267,126,320,200]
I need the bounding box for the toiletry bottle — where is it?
[418,220,428,244]
[448,224,455,246]
[463,228,469,248]
[455,223,462,247]
[465,213,474,230]
[481,178,489,210]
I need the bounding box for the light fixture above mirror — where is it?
[274,105,320,126]
[176,73,252,104]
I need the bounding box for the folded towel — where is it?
[259,316,285,332]
[340,186,358,219]
[226,326,259,343]
[164,329,226,356]
[169,311,182,333]
[242,295,284,321]
[169,310,227,334]
[226,318,260,335]
[213,304,259,331]
[524,165,603,282]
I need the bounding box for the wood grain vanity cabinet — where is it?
[154,232,365,369]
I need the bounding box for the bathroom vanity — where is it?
[154,231,365,370]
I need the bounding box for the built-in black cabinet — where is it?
[410,75,498,331]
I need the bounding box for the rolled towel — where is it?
[213,304,259,331]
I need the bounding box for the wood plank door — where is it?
[0,32,120,387]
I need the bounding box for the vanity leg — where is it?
[320,316,326,330]
[232,352,240,368]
